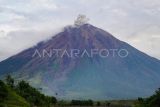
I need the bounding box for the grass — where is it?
[0,85,30,107]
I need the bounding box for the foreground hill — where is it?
[0,80,29,107]
[0,76,57,107]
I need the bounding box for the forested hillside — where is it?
[0,75,57,107]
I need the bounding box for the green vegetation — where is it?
[71,100,93,106]
[135,88,160,107]
[1,75,160,107]
[5,75,14,88]
[0,75,136,107]
[0,75,57,107]
[0,80,29,107]
[15,80,57,107]
[55,100,135,107]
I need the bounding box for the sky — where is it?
[0,0,160,61]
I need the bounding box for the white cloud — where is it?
[0,0,160,60]
[0,28,62,61]
[125,25,160,59]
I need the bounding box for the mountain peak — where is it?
[1,20,160,100]
[63,23,96,34]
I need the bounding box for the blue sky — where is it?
[0,0,160,60]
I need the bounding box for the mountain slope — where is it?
[0,24,160,100]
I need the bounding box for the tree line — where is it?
[136,88,160,107]
[1,75,160,107]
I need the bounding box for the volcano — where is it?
[0,23,160,100]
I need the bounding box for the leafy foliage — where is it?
[15,80,57,107]
[0,80,8,102]
[0,75,57,107]
[0,80,29,107]
[136,88,160,107]
[5,74,14,88]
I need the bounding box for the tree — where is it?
[138,97,144,103]
[147,88,160,107]
[136,88,160,107]
[50,96,57,104]
[105,101,111,107]
[15,80,57,107]
[0,80,8,101]
[96,101,101,106]
[71,99,93,106]
[5,75,14,88]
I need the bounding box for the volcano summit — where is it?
[0,22,160,100]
